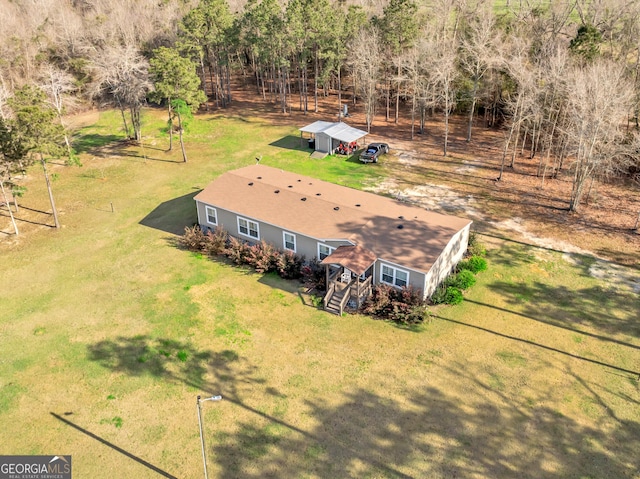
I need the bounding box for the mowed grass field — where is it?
[1,108,638,479]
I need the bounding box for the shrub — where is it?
[247,240,279,273]
[361,283,394,317]
[458,255,487,274]
[361,284,427,324]
[448,270,476,290]
[277,250,304,279]
[202,226,227,256]
[180,225,207,251]
[430,286,464,305]
[467,231,486,257]
[301,258,326,291]
[225,236,250,265]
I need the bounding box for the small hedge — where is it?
[300,258,325,291]
[360,284,427,324]
[447,269,476,290]
[429,232,487,306]
[277,250,304,280]
[467,231,487,257]
[457,256,487,274]
[180,225,305,282]
[431,286,464,305]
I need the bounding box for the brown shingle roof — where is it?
[194,165,472,273]
[320,245,377,276]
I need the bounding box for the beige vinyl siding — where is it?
[197,201,353,260]
[423,224,471,298]
[373,260,425,295]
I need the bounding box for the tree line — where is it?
[1,0,640,235]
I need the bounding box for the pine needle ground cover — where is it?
[0,109,638,478]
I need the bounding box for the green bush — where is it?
[467,231,487,257]
[430,286,464,305]
[458,256,487,273]
[447,270,476,290]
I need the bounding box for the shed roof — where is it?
[194,165,472,274]
[299,121,367,143]
[299,121,335,134]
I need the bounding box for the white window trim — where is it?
[317,243,335,260]
[205,206,218,226]
[380,264,409,288]
[237,216,260,240]
[283,231,296,252]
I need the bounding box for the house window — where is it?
[318,243,335,260]
[381,264,409,288]
[205,206,217,226]
[283,232,296,252]
[238,217,259,240]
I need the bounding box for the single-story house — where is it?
[194,165,473,314]
[299,121,368,154]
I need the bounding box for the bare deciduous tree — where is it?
[89,45,152,142]
[564,60,634,211]
[348,27,382,133]
[430,38,459,156]
[498,34,537,180]
[38,64,78,160]
[459,1,501,142]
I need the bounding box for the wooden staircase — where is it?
[325,287,348,315]
[323,277,357,316]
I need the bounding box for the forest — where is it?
[1,0,640,231]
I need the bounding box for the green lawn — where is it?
[0,108,638,478]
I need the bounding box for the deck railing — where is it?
[323,281,336,309]
[338,278,357,315]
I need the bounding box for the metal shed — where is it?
[299,121,368,154]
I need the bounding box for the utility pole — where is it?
[197,395,222,479]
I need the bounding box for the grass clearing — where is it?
[0,107,638,478]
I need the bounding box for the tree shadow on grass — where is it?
[213,384,639,479]
[433,315,639,376]
[73,134,123,154]
[482,279,640,343]
[86,335,640,479]
[50,412,178,479]
[87,335,264,396]
[139,191,199,235]
[87,336,215,389]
